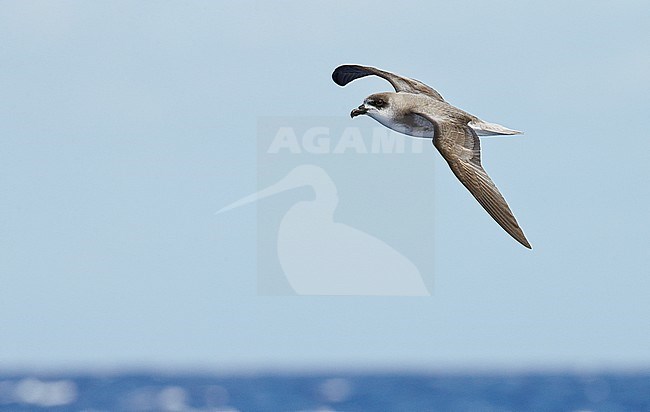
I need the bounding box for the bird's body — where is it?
[332,64,531,248]
[365,93,438,137]
[364,92,462,137]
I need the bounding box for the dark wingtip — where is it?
[332,64,370,87]
[331,65,350,87]
[520,237,532,249]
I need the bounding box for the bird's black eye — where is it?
[373,99,386,108]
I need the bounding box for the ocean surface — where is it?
[0,372,649,411]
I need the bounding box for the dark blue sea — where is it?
[1,372,649,411]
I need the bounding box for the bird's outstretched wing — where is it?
[414,110,531,248]
[332,64,445,102]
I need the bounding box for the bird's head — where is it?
[350,92,395,119]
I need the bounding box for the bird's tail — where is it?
[469,119,523,136]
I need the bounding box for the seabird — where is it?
[332,64,531,249]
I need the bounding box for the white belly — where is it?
[368,111,505,138]
[368,111,436,138]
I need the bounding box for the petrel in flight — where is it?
[332,64,531,248]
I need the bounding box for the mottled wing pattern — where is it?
[332,64,445,101]
[430,121,531,248]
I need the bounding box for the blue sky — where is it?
[1,0,649,371]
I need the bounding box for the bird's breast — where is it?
[369,112,435,138]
